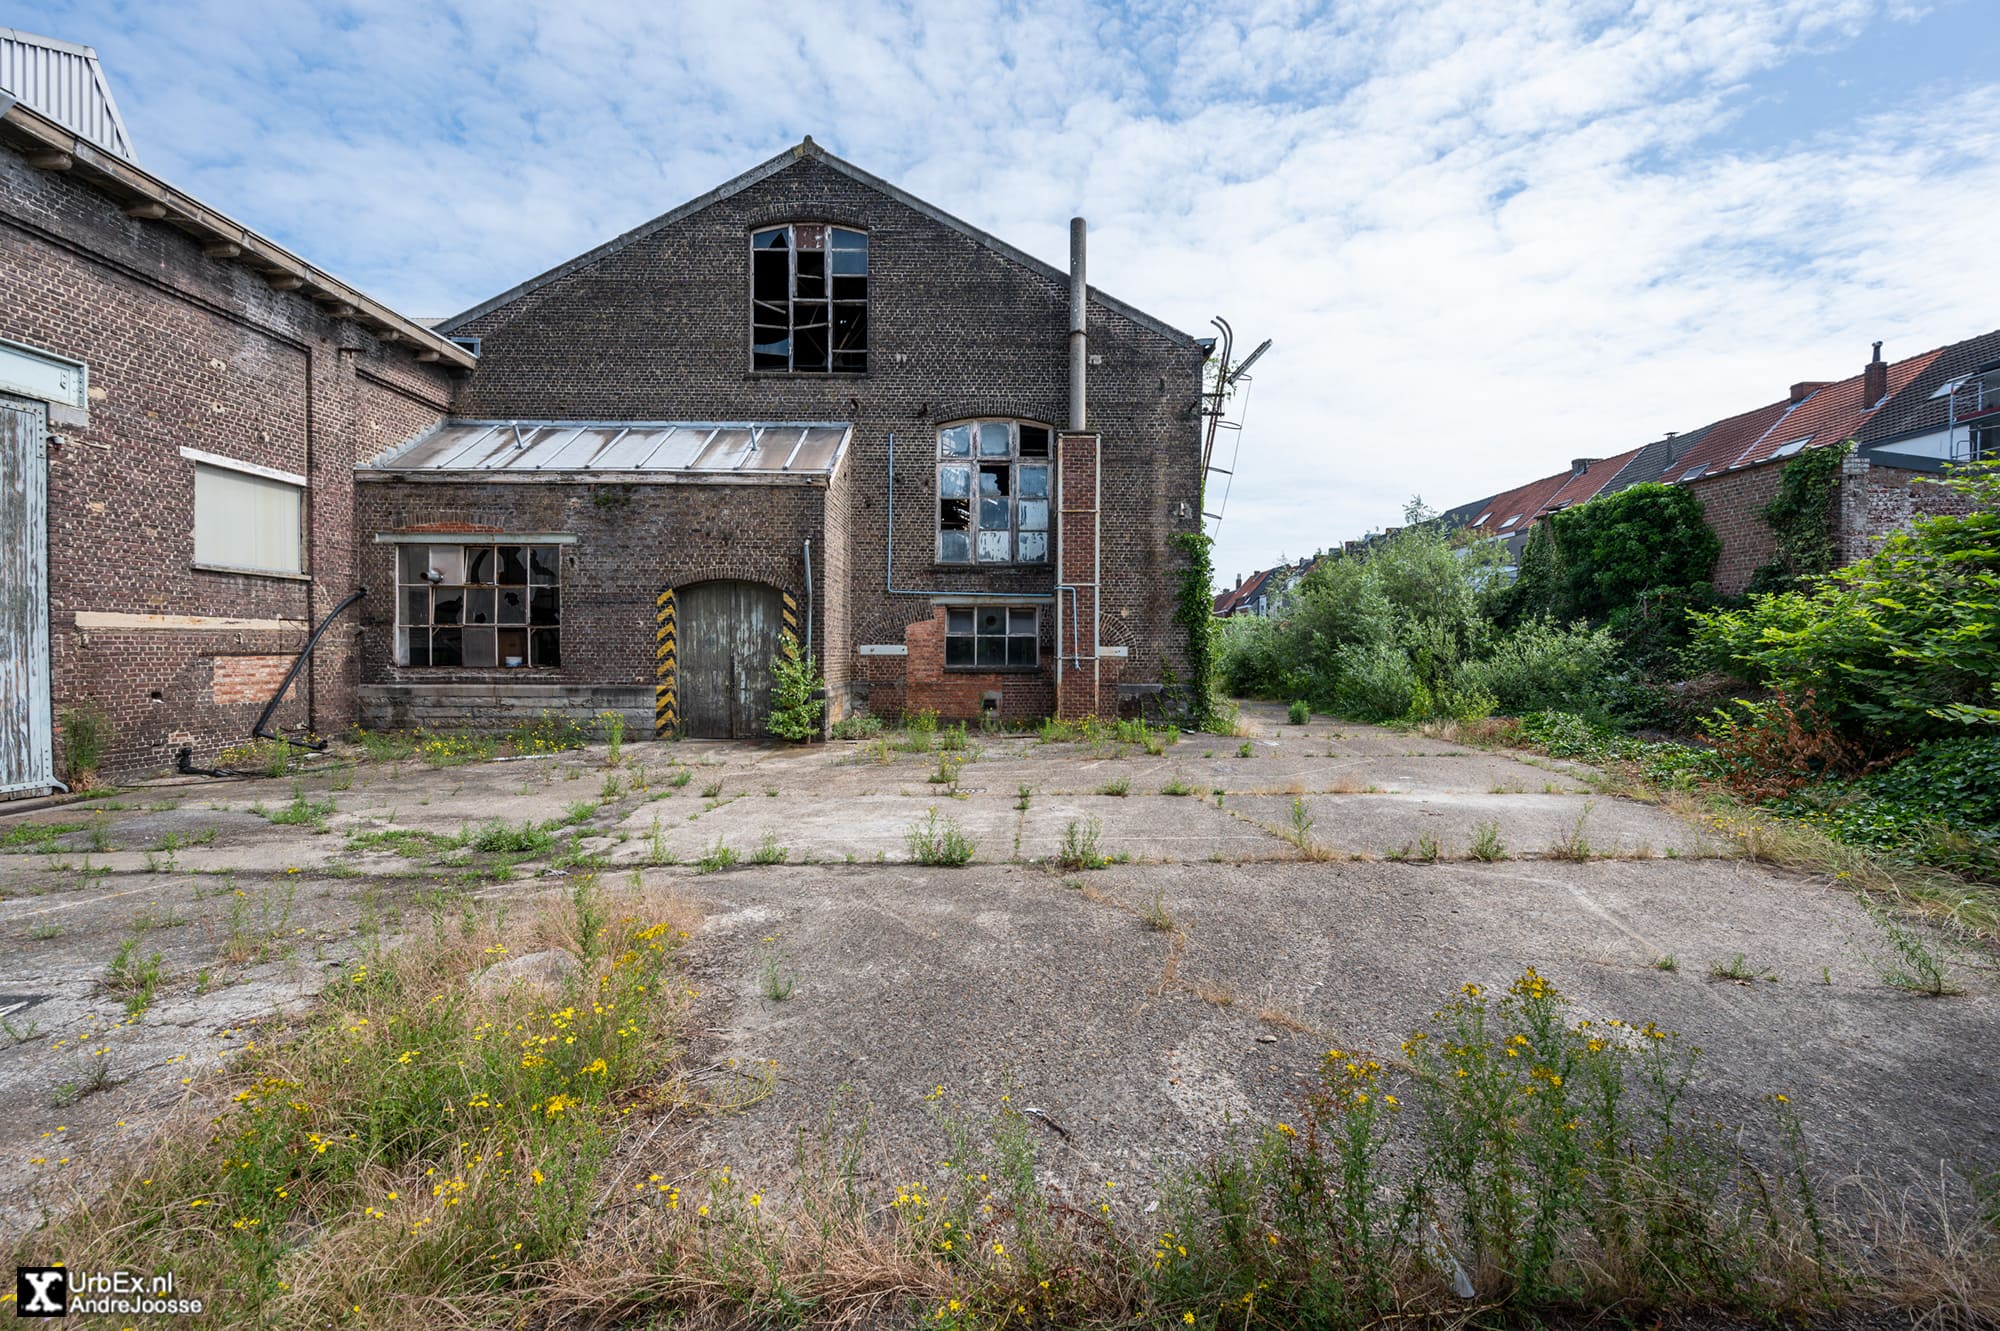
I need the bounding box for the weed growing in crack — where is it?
[1054,817,1107,871]
[1859,899,1962,996]
[1549,804,1596,860]
[1097,776,1131,797]
[695,838,740,875]
[1469,819,1507,861]
[750,834,789,866]
[1139,891,1176,932]
[1708,953,1776,983]
[907,809,974,867]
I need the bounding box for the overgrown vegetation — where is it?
[30,960,1991,1328]
[1221,461,2000,885]
[767,628,826,742]
[58,699,113,788]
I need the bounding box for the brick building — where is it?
[1432,336,1997,595]
[357,139,1207,738]
[0,51,472,791]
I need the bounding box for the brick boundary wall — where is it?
[1838,453,1979,565]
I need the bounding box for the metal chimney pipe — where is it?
[1068,217,1086,433]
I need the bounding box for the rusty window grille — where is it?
[395,543,560,668]
[751,224,867,373]
[936,420,1051,564]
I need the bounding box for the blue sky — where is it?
[16,0,2000,584]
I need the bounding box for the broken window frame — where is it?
[943,605,1040,671]
[394,542,561,669]
[935,419,1052,565]
[750,223,868,374]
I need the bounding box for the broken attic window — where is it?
[395,540,561,669]
[935,421,1051,565]
[750,223,867,373]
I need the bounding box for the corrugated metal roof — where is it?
[0,27,135,161]
[369,420,852,477]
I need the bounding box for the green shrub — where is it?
[59,700,113,785]
[828,713,884,740]
[766,629,825,742]
[1692,460,2000,743]
[1511,482,1719,626]
[1456,620,1618,717]
[1287,699,1310,725]
[1331,642,1418,722]
[1769,735,2000,876]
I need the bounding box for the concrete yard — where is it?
[2,702,1994,1241]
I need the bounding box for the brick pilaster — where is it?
[1056,431,1104,720]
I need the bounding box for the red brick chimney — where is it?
[1789,381,1830,405]
[1863,341,1887,405]
[1571,457,1594,476]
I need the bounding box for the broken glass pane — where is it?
[463,588,495,624]
[945,635,973,666]
[427,546,466,584]
[979,422,1012,457]
[497,627,528,667]
[795,249,826,300]
[981,496,1010,530]
[465,547,494,585]
[1018,499,1048,531]
[530,586,559,626]
[939,531,971,562]
[977,530,1011,561]
[1018,465,1049,498]
[948,609,974,636]
[753,251,788,306]
[498,546,529,583]
[401,587,429,627]
[833,303,865,350]
[939,426,972,457]
[497,588,528,624]
[463,627,498,668]
[397,627,427,667]
[793,318,829,371]
[431,627,463,666]
[1019,531,1048,562]
[979,464,1009,496]
[1019,426,1051,457]
[530,547,560,583]
[432,588,464,625]
[751,227,789,250]
[939,497,969,530]
[531,628,560,667]
[978,608,1004,634]
[832,275,866,302]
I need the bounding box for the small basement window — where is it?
[936,420,1051,564]
[192,461,304,576]
[396,543,561,668]
[945,606,1039,669]
[751,223,868,373]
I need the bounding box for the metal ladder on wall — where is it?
[1199,316,1270,539]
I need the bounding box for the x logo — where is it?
[15,1266,67,1316]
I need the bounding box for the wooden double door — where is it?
[677,580,785,739]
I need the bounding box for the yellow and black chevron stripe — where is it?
[653,586,677,737]
[781,591,798,641]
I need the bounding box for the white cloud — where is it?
[22,0,1999,581]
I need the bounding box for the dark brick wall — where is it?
[1685,463,1787,595]
[449,151,1204,710]
[1839,454,1978,564]
[0,147,456,780]
[353,473,830,731]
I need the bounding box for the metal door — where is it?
[0,395,54,793]
[677,580,784,739]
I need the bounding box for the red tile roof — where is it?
[1214,566,1282,615]
[1674,348,1942,480]
[1462,445,1644,538]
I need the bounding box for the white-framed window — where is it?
[945,606,1039,669]
[936,420,1051,564]
[395,543,561,668]
[188,453,305,576]
[751,223,868,373]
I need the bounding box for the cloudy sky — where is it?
[17,0,2000,583]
